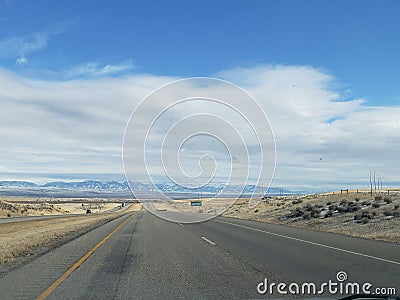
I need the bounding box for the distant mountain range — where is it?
[0,180,295,194]
[0,180,300,195]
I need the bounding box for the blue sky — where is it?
[1,0,399,104]
[0,0,399,190]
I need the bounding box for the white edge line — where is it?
[201,236,216,246]
[215,219,400,266]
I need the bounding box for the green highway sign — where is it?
[190,201,202,207]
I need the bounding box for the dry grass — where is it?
[54,203,121,214]
[0,197,130,217]
[0,200,68,218]
[0,204,142,263]
[223,192,400,244]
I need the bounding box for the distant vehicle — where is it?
[86,209,92,214]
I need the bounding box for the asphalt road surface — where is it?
[0,210,398,299]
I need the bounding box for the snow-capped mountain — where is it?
[0,180,297,195]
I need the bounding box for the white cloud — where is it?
[0,65,399,190]
[0,21,72,64]
[219,65,400,189]
[15,55,28,65]
[66,60,134,78]
[0,32,48,59]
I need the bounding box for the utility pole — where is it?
[369,171,373,196]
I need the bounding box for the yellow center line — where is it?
[36,213,136,300]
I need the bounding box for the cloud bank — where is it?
[0,65,399,190]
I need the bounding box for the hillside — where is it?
[224,191,400,243]
[0,200,67,218]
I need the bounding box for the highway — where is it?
[0,210,398,299]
